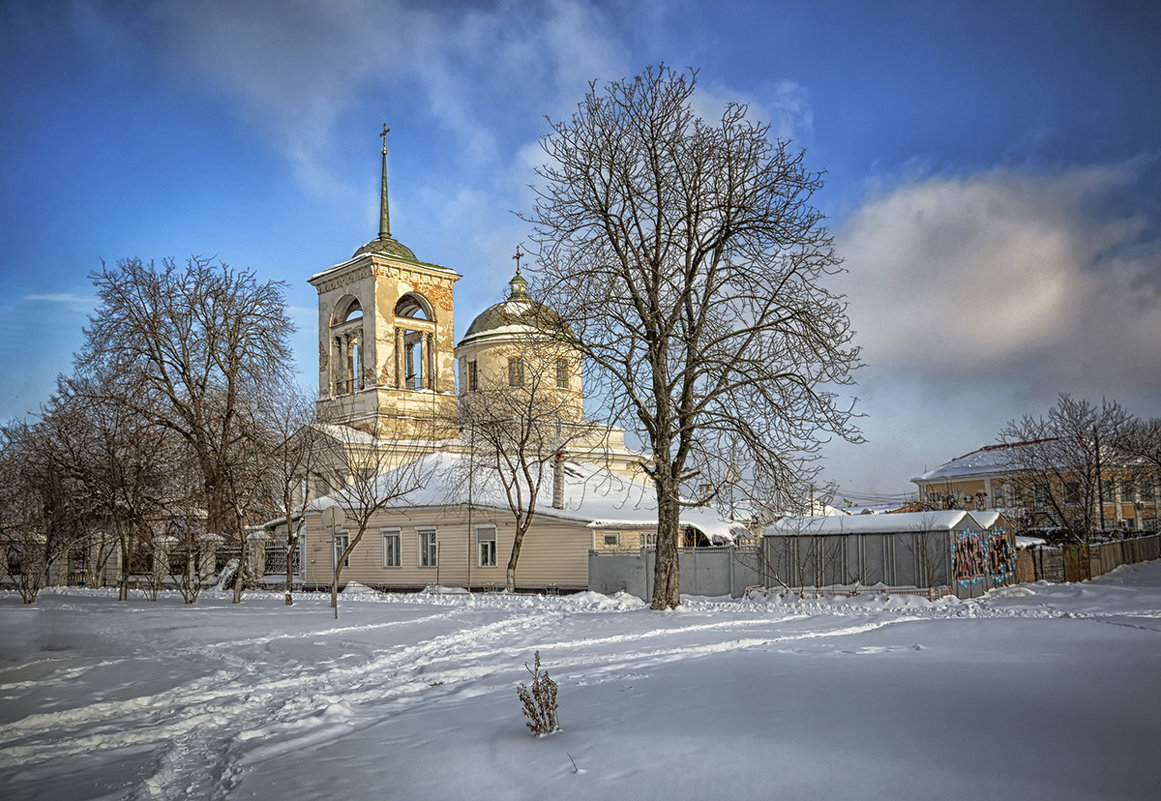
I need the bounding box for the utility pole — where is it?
[1094,426,1105,539]
[322,505,346,619]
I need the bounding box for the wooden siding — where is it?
[303,506,592,590]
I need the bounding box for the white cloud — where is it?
[25,293,96,309]
[838,163,1161,390]
[144,0,634,193]
[695,78,814,145]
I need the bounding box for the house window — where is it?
[332,531,350,569]
[467,359,478,392]
[556,357,569,388]
[418,527,438,567]
[640,532,657,548]
[1141,481,1155,503]
[1063,481,1080,506]
[508,356,524,387]
[1120,479,1136,504]
[477,525,497,567]
[1033,483,1050,511]
[601,531,621,548]
[382,528,401,568]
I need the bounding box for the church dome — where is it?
[352,235,417,261]
[458,272,570,347]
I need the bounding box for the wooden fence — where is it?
[1018,534,1160,584]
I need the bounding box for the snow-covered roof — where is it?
[911,440,1056,483]
[970,510,1003,529]
[309,422,462,450]
[308,451,747,544]
[763,510,1005,537]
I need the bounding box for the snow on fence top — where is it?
[763,510,1003,537]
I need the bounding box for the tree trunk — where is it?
[506,523,530,593]
[232,517,247,604]
[651,482,682,610]
[117,526,131,602]
[204,469,235,541]
[284,516,297,606]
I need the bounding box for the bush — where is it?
[517,650,559,736]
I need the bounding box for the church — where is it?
[290,133,742,593]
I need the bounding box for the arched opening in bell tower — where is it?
[329,295,365,395]
[393,292,437,391]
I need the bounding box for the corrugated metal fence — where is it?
[590,534,1161,602]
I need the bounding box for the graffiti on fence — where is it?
[954,531,1016,587]
[987,534,1016,584]
[953,534,984,583]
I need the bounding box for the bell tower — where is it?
[309,126,460,440]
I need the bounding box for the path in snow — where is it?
[3,567,1161,801]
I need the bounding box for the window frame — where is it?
[476,524,498,568]
[418,527,438,568]
[508,356,524,387]
[1033,483,1050,511]
[467,359,478,392]
[382,527,401,568]
[600,531,621,548]
[332,530,350,569]
[1062,481,1081,506]
[555,357,569,389]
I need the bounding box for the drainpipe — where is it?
[552,452,565,509]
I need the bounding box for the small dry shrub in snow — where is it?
[517,650,559,736]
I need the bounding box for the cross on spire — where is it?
[513,244,524,275]
[378,124,391,239]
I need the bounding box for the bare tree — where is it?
[1112,417,1161,474]
[524,66,861,608]
[0,420,84,602]
[458,335,590,592]
[311,425,434,615]
[78,256,294,546]
[49,372,180,599]
[258,382,325,605]
[999,394,1130,541]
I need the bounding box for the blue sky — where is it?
[2,0,1159,502]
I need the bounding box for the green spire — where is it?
[351,125,418,261]
[378,124,391,240]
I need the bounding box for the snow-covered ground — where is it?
[3,565,1161,801]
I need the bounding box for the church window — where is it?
[508,356,524,387]
[556,357,568,388]
[467,360,478,392]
